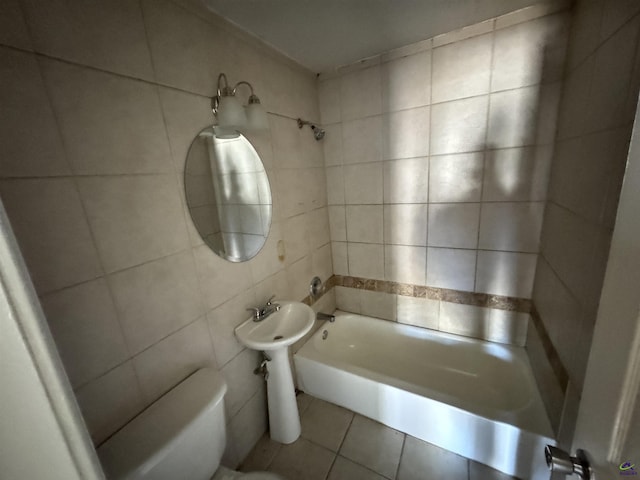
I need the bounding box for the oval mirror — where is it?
[184,126,272,262]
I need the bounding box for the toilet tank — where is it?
[97,369,227,480]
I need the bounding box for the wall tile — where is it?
[283,213,310,264]
[0,0,32,50]
[540,203,598,303]
[439,302,527,344]
[207,289,256,367]
[535,82,563,145]
[248,222,284,284]
[0,178,102,294]
[77,175,189,273]
[433,19,493,48]
[565,0,605,71]
[221,348,263,418]
[41,58,173,175]
[322,124,344,166]
[525,321,565,433]
[430,96,489,155]
[328,207,347,241]
[584,17,639,134]
[74,362,145,445]
[385,245,427,285]
[532,257,582,379]
[0,48,70,177]
[331,242,348,276]
[483,146,551,202]
[193,244,253,310]
[426,247,476,291]
[383,157,429,204]
[142,0,229,96]
[360,289,397,321]
[158,87,215,172]
[312,243,333,283]
[108,251,204,355]
[340,66,382,121]
[229,387,268,465]
[342,116,383,164]
[478,202,544,253]
[429,152,483,203]
[428,203,480,249]
[487,86,539,148]
[381,50,431,112]
[346,205,383,243]
[383,106,430,160]
[269,115,302,169]
[556,58,594,140]
[325,166,345,205]
[286,255,313,301]
[384,204,428,246]
[133,318,215,404]
[308,207,331,249]
[40,279,128,388]
[335,286,361,313]
[22,0,154,80]
[476,250,537,298]
[318,77,341,124]
[492,15,567,92]
[348,243,384,280]
[396,295,439,330]
[432,33,492,103]
[344,162,383,204]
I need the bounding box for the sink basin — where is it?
[235,301,315,351]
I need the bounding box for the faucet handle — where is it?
[266,295,276,306]
[246,307,260,319]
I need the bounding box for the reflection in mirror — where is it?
[184,126,272,262]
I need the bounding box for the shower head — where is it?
[311,125,325,140]
[297,118,325,141]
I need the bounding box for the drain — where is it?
[273,335,283,340]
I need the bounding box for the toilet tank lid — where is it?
[97,368,227,479]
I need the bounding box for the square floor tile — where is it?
[296,392,313,416]
[397,436,467,480]
[328,456,389,480]
[301,398,354,451]
[469,460,518,480]
[268,437,335,480]
[239,433,282,472]
[340,415,404,479]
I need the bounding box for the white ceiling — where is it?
[204,0,546,73]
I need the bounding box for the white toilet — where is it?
[97,368,284,480]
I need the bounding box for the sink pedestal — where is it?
[265,348,301,444]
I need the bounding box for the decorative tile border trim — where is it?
[529,305,569,392]
[328,275,531,313]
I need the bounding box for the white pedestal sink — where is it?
[235,301,315,444]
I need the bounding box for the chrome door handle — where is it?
[545,445,591,479]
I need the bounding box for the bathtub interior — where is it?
[294,310,555,479]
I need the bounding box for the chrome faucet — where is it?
[316,312,335,322]
[247,295,281,322]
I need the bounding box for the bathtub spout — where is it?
[316,312,335,322]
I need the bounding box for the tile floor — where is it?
[239,393,517,480]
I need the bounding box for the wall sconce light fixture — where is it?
[212,73,268,132]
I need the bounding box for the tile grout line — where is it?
[394,433,407,480]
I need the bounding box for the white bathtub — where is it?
[294,311,555,480]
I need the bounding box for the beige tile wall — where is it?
[0,0,331,467]
[320,7,569,301]
[532,0,640,443]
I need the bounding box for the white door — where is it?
[564,103,640,479]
